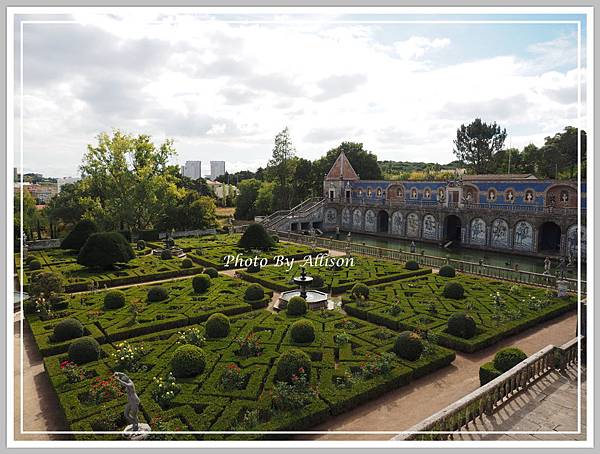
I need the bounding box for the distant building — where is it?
[182,161,202,180]
[16,182,58,203]
[57,176,80,192]
[206,180,238,202]
[210,161,226,180]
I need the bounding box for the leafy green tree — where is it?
[267,127,296,210]
[255,181,276,215]
[80,130,180,230]
[234,179,262,220]
[291,158,314,206]
[538,126,585,179]
[453,119,507,174]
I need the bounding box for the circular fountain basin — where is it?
[152,247,186,258]
[276,289,329,311]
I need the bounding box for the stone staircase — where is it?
[260,197,326,231]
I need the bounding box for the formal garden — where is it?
[18,222,578,439]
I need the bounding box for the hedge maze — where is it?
[41,310,455,440]
[343,273,577,353]
[238,257,431,293]
[22,237,578,439]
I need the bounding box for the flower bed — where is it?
[42,310,455,440]
[237,257,431,294]
[25,275,272,356]
[342,273,577,353]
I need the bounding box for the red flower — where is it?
[298,367,305,374]
[60,360,72,369]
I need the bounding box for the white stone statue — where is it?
[113,372,151,439]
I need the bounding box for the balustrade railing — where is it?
[394,338,582,441]
[271,230,586,294]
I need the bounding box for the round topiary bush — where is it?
[439,265,456,278]
[310,275,324,288]
[442,282,465,299]
[23,299,37,315]
[238,223,275,251]
[287,296,307,316]
[181,258,193,268]
[137,239,146,250]
[493,347,527,372]
[290,320,315,343]
[204,267,219,278]
[77,232,135,269]
[244,284,264,301]
[447,312,477,339]
[405,260,420,270]
[170,344,206,378]
[61,219,98,251]
[160,249,173,260]
[29,259,42,270]
[53,318,84,342]
[205,313,230,338]
[275,349,312,383]
[147,286,168,302]
[393,331,424,361]
[68,337,100,364]
[246,263,261,273]
[351,283,369,300]
[103,290,126,310]
[192,274,211,293]
[272,234,280,243]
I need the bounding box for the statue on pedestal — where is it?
[113,372,151,439]
[543,256,551,275]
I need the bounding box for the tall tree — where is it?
[80,130,180,230]
[267,127,296,210]
[453,119,507,174]
[234,178,262,220]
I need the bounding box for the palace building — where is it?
[262,152,586,259]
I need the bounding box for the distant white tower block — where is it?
[182,161,202,180]
[210,161,226,180]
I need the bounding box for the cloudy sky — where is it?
[14,10,587,178]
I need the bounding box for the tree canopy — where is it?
[453,119,507,174]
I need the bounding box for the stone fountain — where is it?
[276,266,329,311]
[152,232,186,258]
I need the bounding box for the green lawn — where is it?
[42,309,455,440]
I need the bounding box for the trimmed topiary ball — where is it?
[29,259,42,270]
[310,275,324,288]
[181,258,193,268]
[77,232,135,269]
[351,283,369,300]
[238,223,275,251]
[147,286,168,302]
[203,267,219,278]
[53,318,84,342]
[160,249,173,260]
[103,290,125,310]
[244,284,264,301]
[447,312,477,339]
[61,219,98,251]
[493,347,527,372]
[68,337,100,364]
[287,296,307,316]
[29,271,64,297]
[205,313,230,338]
[405,260,420,270]
[393,331,424,361]
[192,274,211,293]
[290,320,315,343]
[275,349,312,383]
[170,344,206,378]
[442,282,464,299]
[137,239,146,250]
[439,265,456,277]
[246,263,261,273]
[272,234,279,243]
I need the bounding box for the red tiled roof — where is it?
[325,152,360,181]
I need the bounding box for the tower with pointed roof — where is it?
[323,152,360,202]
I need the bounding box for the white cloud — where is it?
[16,14,584,176]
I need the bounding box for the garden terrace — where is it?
[173,234,327,270]
[26,274,272,356]
[41,310,455,440]
[342,273,577,353]
[238,257,431,294]
[18,247,206,293]
[16,249,78,268]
